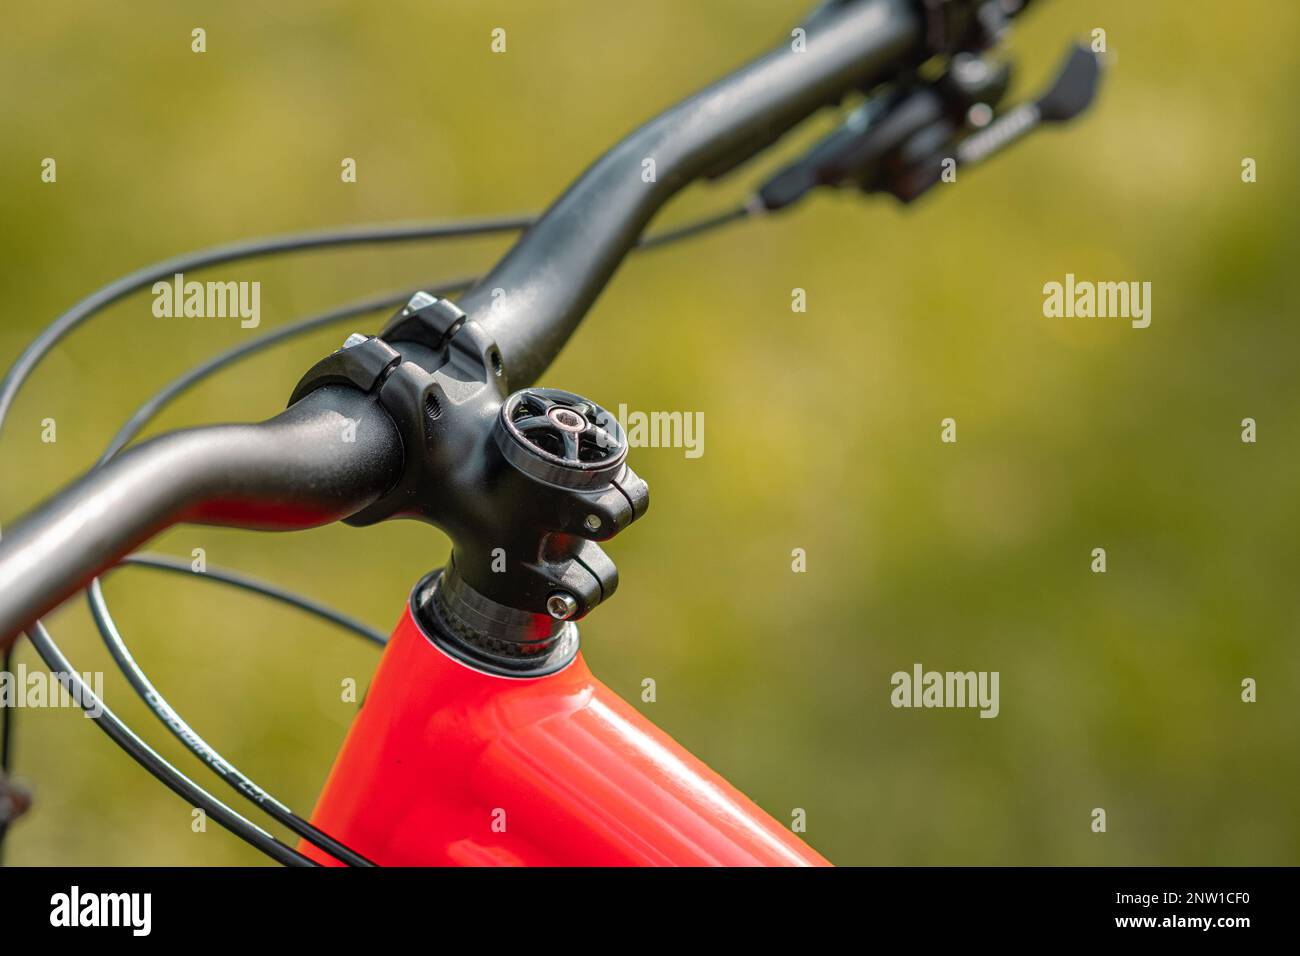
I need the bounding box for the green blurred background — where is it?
[2,1,1297,865]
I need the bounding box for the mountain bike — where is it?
[0,0,1101,866]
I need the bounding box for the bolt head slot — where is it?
[546,592,579,620]
[548,407,587,432]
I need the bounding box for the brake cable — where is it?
[87,565,381,867]
[107,554,389,646]
[84,278,476,868]
[0,217,537,867]
[0,205,753,865]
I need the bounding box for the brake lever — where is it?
[754,40,1102,210]
[955,43,1102,168]
[881,41,1102,203]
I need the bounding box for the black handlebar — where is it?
[0,0,1053,649]
[462,0,924,388]
[0,388,401,647]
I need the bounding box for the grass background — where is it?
[1,0,1297,865]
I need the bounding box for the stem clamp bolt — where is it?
[546,592,579,620]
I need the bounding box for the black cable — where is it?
[0,219,526,866]
[0,214,532,436]
[88,561,380,867]
[0,205,749,444]
[24,622,315,866]
[96,275,474,465]
[78,281,473,866]
[107,554,388,646]
[638,205,753,250]
[0,205,752,865]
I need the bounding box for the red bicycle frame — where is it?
[305,592,829,866]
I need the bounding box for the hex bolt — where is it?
[546,592,579,620]
[545,406,587,433]
[584,514,602,531]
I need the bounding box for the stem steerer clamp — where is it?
[290,292,649,676]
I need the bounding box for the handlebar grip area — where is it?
[0,386,402,650]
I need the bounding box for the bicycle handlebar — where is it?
[0,388,401,648]
[0,0,1017,649]
[462,0,923,387]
